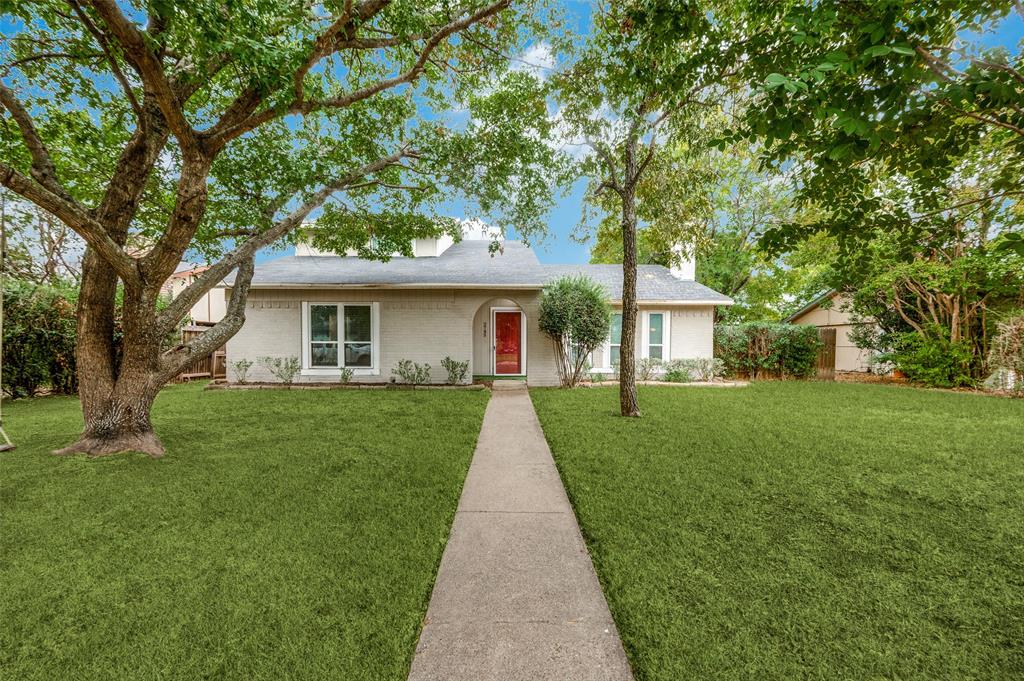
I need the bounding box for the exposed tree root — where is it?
[54,431,165,458]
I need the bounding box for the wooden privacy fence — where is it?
[176,325,226,381]
[816,327,837,380]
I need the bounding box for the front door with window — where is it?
[493,311,522,375]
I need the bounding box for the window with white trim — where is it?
[609,313,622,366]
[647,312,665,360]
[303,302,378,371]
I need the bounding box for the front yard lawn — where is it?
[531,382,1024,680]
[1,383,488,681]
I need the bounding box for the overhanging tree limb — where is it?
[159,256,255,381]
[0,162,140,285]
[208,0,511,148]
[0,83,68,197]
[155,146,417,333]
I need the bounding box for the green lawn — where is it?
[531,382,1024,680]
[1,383,488,681]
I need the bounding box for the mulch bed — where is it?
[204,380,486,391]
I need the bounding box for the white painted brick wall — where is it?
[225,288,561,386]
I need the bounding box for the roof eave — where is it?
[606,298,734,306]
[228,282,546,290]
[783,289,836,323]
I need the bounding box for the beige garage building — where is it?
[785,291,876,373]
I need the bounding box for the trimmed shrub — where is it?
[636,357,662,381]
[258,356,301,384]
[441,356,469,384]
[676,357,725,382]
[392,359,431,384]
[662,360,693,383]
[715,323,822,379]
[539,276,612,387]
[231,359,254,383]
[339,367,354,383]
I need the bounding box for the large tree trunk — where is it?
[54,381,163,457]
[619,182,641,418]
[58,282,168,457]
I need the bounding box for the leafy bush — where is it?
[2,279,77,397]
[880,332,975,388]
[539,276,612,387]
[339,367,354,383]
[392,359,431,385]
[715,323,822,379]
[678,357,725,382]
[636,357,662,381]
[231,359,254,383]
[441,356,469,384]
[986,315,1024,393]
[662,360,693,383]
[258,356,301,384]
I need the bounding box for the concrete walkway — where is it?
[408,382,634,681]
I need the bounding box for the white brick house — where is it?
[224,237,732,386]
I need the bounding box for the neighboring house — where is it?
[785,290,875,373]
[224,237,733,386]
[163,263,227,325]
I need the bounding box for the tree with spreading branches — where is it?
[1,1,560,456]
[556,0,779,416]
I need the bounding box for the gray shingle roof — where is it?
[237,240,546,288]
[542,264,733,304]
[233,239,732,304]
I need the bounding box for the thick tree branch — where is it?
[0,82,68,197]
[159,256,254,381]
[87,0,199,154]
[586,136,623,192]
[142,157,213,284]
[209,0,511,148]
[0,162,139,284]
[293,0,393,101]
[156,147,416,333]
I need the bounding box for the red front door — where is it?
[494,311,522,374]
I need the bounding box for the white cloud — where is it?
[510,42,556,80]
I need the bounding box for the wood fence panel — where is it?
[176,326,225,381]
[816,328,837,380]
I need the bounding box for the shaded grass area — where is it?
[1,383,489,680]
[531,382,1024,680]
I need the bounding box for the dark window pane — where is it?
[610,345,620,366]
[311,342,338,367]
[649,345,663,360]
[345,342,372,367]
[610,314,622,344]
[345,306,371,342]
[311,305,338,341]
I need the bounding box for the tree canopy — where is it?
[0,0,564,455]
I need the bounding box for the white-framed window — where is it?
[594,310,671,371]
[301,302,380,375]
[609,313,622,366]
[641,310,671,362]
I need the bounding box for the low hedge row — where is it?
[715,322,822,379]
